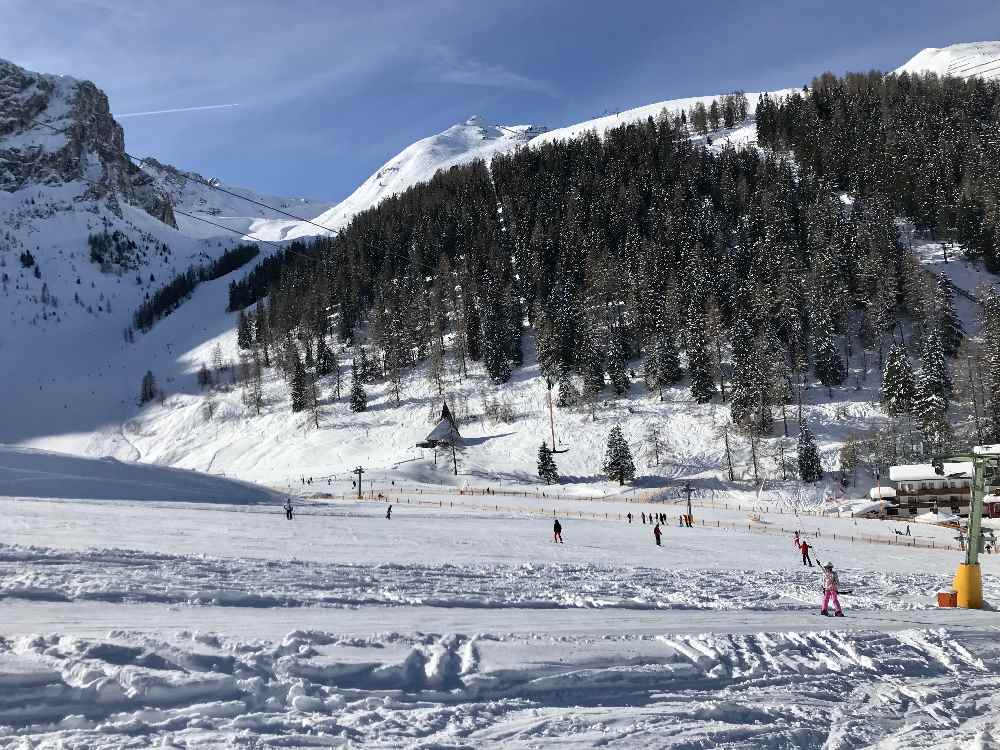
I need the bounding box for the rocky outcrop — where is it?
[0,58,176,227]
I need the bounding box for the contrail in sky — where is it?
[114,103,240,118]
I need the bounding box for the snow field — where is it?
[0,495,1000,748]
[2,623,998,748]
[3,464,1000,746]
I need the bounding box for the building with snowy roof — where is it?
[887,462,973,517]
[416,401,461,448]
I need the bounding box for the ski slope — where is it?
[896,41,1000,80]
[2,486,999,748]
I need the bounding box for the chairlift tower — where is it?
[353,466,365,500]
[678,481,694,523]
[931,444,1000,608]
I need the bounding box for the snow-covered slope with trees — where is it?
[3,42,1000,503]
[528,90,791,148]
[895,41,1000,79]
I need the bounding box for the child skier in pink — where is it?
[819,561,844,617]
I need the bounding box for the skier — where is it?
[386,505,392,520]
[905,524,911,537]
[817,561,844,616]
[283,498,294,520]
[799,538,813,566]
[641,512,646,524]
[627,512,633,524]
[553,518,563,543]
[793,531,800,547]
[653,523,662,546]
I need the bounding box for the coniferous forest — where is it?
[219,69,1000,474]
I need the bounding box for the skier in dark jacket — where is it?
[653,523,662,546]
[799,539,813,567]
[627,512,633,523]
[386,505,392,520]
[283,498,294,520]
[553,519,563,543]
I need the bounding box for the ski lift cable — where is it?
[26,117,494,279]
[26,116,341,235]
[15,123,316,262]
[170,207,286,251]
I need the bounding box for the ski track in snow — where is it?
[0,542,988,613]
[4,489,1000,747]
[2,625,999,748]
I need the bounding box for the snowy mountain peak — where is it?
[252,117,545,242]
[895,41,1000,79]
[0,58,174,225]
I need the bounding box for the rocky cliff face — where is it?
[0,58,175,227]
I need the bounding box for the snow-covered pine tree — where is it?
[579,319,606,397]
[690,101,708,135]
[644,326,682,399]
[197,362,213,389]
[290,355,307,413]
[534,317,562,386]
[811,304,846,396]
[463,290,481,362]
[913,379,951,454]
[537,442,560,484]
[797,424,823,483]
[557,377,580,407]
[349,359,368,413]
[881,344,915,416]
[602,425,636,486]
[506,286,524,368]
[685,308,717,406]
[728,320,772,433]
[304,340,315,371]
[607,335,630,395]
[481,291,512,384]
[981,287,1000,440]
[688,337,716,404]
[236,310,253,351]
[918,325,951,400]
[316,337,334,376]
[140,370,157,404]
[934,273,965,358]
[838,437,861,486]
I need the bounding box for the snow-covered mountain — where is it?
[895,41,1000,79]
[0,58,174,226]
[246,96,784,243]
[2,42,999,495]
[138,157,333,240]
[249,117,545,242]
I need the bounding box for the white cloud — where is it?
[418,45,559,97]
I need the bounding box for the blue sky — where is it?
[4,0,1000,202]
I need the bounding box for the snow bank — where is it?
[0,444,275,503]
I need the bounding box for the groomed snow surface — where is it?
[3,460,1000,748]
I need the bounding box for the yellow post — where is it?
[954,563,983,609]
